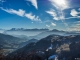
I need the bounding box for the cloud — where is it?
[68,21,80,31]
[46,9,66,20]
[46,22,56,28]
[59,8,80,20]
[0,7,25,16]
[0,0,6,3]
[0,7,41,21]
[46,9,59,20]
[46,24,50,28]
[48,0,70,21]
[48,0,70,28]
[46,8,80,21]
[49,0,69,10]
[65,8,80,20]
[25,12,41,21]
[78,8,80,11]
[26,0,38,9]
[51,22,56,26]
[70,9,80,17]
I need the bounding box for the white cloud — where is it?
[46,9,66,20]
[46,8,80,21]
[46,9,59,20]
[53,17,59,20]
[51,22,56,26]
[0,7,41,22]
[0,7,25,16]
[49,0,69,10]
[48,0,70,28]
[26,0,38,9]
[25,12,41,21]
[59,15,65,20]
[70,9,79,17]
[46,24,50,28]
[69,9,80,19]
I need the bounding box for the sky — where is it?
[0,0,80,31]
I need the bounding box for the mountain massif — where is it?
[5,34,80,60]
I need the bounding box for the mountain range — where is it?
[6,34,80,60]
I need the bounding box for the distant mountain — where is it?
[29,30,66,40]
[51,29,65,32]
[12,35,28,40]
[65,32,80,35]
[0,33,28,49]
[33,30,80,40]
[3,30,44,37]
[0,29,5,33]
[0,33,39,56]
[19,39,38,48]
[3,29,76,39]
[7,28,49,31]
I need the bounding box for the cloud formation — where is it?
[48,0,70,28]
[46,24,50,28]
[26,0,38,9]
[0,7,25,16]
[46,9,65,21]
[46,9,59,20]
[46,22,56,28]
[0,7,41,21]
[69,21,80,31]
[25,12,41,21]
[70,9,80,17]
[51,22,56,26]
[49,0,69,10]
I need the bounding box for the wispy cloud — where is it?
[25,12,41,21]
[0,7,25,16]
[0,7,41,21]
[46,8,80,30]
[46,9,65,21]
[46,9,59,20]
[46,24,50,28]
[48,0,70,21]
[46,22,56,28]
[26,0,38,9]
[48,0,70,28]
[49,0,69,10]
[68,21,80,31]
[51,22,56,26]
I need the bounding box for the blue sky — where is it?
[0,0,80,31]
